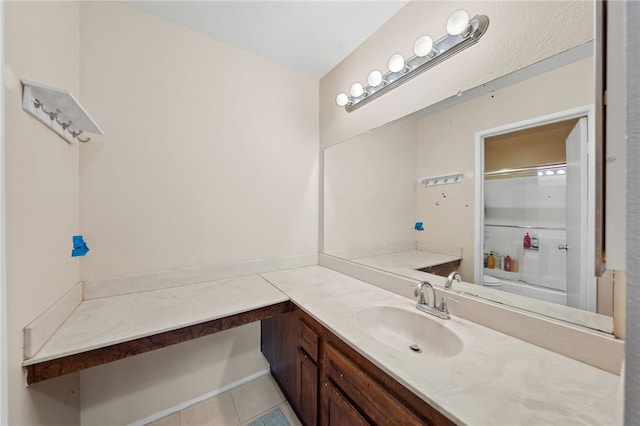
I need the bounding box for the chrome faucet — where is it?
[414,281,452,319]
[444,271,461,290]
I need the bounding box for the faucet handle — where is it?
[438,297,458,314]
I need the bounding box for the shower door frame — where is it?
[473,104,597,312]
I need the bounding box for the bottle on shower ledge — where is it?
[524,233,531,249]
[512,258,519,272]
[487,252,495,269]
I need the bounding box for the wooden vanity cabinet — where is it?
[416,260,461,277]
[261,304,454,426]
[261,307,320,425]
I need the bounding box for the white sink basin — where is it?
[355,306,463,358]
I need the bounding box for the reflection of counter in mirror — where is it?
[349,250,461,278]
[323,43,613,333]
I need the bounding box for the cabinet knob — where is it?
[339,373,344,379]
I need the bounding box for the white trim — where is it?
[128,369,271,426]
[625,0,640,421]
[474,105,597,312]
[0,1,8,423]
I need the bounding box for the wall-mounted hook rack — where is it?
[21,80,104,144]
[419,173,464,187]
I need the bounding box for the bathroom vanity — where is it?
[260,266,622,425]
[262,303,453,425]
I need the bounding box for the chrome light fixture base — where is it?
[340,14,489,113]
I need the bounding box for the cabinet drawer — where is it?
[299,319,319,362]
[324,344,424,426]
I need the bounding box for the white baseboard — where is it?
[129,369,271,426]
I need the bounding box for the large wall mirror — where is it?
[323,34,612,333]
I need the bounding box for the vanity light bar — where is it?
[336,10,490,113]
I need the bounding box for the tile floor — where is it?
[148,374,302,426]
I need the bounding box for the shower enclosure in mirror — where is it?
[476,110,595,314]
[323,42,613,334]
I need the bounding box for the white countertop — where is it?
[353,249,461,273]
[24,265,623,425]
[261,266,623,426]
[23,274,288,365]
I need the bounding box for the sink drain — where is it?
[409,344,422,353]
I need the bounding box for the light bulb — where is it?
[557,169,566,175]
[335,92,349,107]
[538,171,544,177]
[368,70,383,87]
[447,9,470,36]
[545,170,555,176]
[350,82,364,97]
[414,35,434,57]
[388,53,406,73]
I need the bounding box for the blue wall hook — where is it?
[414,222,424,231]
[71,235,89,257]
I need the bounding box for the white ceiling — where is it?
[123,1,409,79]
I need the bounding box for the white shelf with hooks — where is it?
[21,79,103,144]
[419,172,464,187]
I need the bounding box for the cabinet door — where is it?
[261,312,298,404]
[297,349,318,426]
[321,380,369,426]
[324,344,424,426]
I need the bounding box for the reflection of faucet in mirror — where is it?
[445,272,461,290]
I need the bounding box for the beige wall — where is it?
[78,2,319,280]
[80,323,267,425]
[4,2,81,425]
[75,2,318,423]
[319,1,593,149]
[416,57,594,280]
